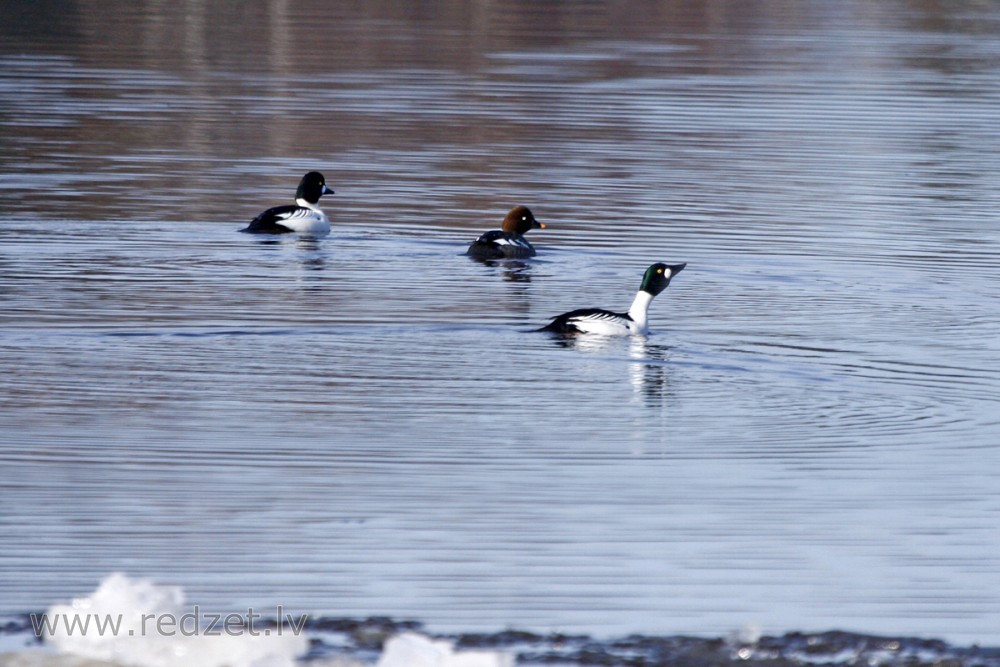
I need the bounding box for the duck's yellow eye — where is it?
[657,268,664,274]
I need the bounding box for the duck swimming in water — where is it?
[466,206,546,259]
[241,171,334,235]
[539,262,686,336]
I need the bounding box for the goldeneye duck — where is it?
[466,205,546,259]
[241,171,334,235]
[539,262,686,336]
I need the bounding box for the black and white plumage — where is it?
[466,205,546,260]
[540,262,686,336]
[241,171,334,235]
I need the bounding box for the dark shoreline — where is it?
[7,613,999,666]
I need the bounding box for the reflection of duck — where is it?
[294,237,327,272]
[479,259,533,283]
[627,337,672,406]
[499,261,532,283]
[466,206,546,259]
[241,172,334,235]
[545,334,674,408]
[539,263,686,336]
[245,236,329,281]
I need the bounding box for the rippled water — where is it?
[2,0,1000,658]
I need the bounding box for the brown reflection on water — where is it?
[1,0,997,224]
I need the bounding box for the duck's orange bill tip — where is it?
[539,223,547,229]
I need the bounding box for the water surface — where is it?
[2,0,1000,654]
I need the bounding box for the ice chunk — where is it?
[40,573,308,667]
[376,632,514,667]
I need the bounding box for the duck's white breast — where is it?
[278,207,330,235]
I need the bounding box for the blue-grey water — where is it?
[2,1,1000,664]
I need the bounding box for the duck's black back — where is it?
[466,230,535,260]
[241,205,298,234]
